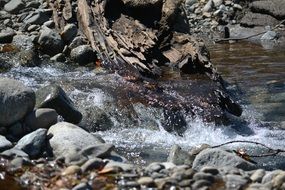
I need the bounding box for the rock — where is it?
[68,36,87,49]
[43,20,55,28]
[240,12,279,27]
[185,0,198,8]
[272,172,285,188]
[72,183,93,190]
[10,157,32,169]
[7,122,25,138]
[61,23,77,43]
[192,148,257,171]
[26,0,40,8]
[201,166,219,175]
[62,165,81,176]
[250,0,285,20]
[104,161,134,171]
[18,49,40,67]
[80,144,114,159]
[233,4,242,10]
[24,108,58,130]
[250,169,266,183]
[80,106,113,132]
[262,170,282,184]
[12,34,35,51]
[1,148,29,158]
[27,25,39,32]
[15,129,47,158]
[137,177,154,186]
[0,135,12,151]
[203,0,213,13]
[167,145,192,165]
[261,31,278,41]
[35,85,82,124]
[145,162,164,173]
[0,30,16,44]
[0,78,35,127]
[50,53,66,62]
[225,174,249,190]
[38,26,64,56]
[193,172,215,183]
[4,0,25,14]
[213,0,223,8]
[47,122,103,160]
[191,180,211,189]
[24,11,50,25]
[70,45,97,66]
[80,158,105,172]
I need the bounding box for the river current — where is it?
[1,41,285,169]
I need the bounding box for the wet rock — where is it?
[38,26,64,56]
[250,0,285,20]
[35,85,82,124]
[50,53,66,62]
[61,23,77,43]
[80,106,113,132]
[47,122,103,160]
[80,144,114,159]
[18,49,40,67]
[0,30,16,43]
[250,169,265,183]
[192,148,257,171]
[261,31,278,41]
[1,148,29,158]
[4,0,25,14]
[167,145,192,165]
[0,135,12,151]
[225,174,249,190]
[62,165,81,176]
[72,183,93,190]
[185,0,198,8]
[12,34,35,51]
[240,12,279,27]
[15,128,47,158]
[0,78,35,127]
[24,11,50,25]
[80,158,105,172]
[70,45,97,66]
[24,108,58,131]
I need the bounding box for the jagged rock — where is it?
[24,108,58,130]
[35,84,82,124]
[4,0,25,14]
[0,78,35,127]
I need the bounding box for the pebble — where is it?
[137,176,154,186]
[201,166,219,175]
[80,158,105,173]
[62,165,81,176]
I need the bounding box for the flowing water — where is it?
[1,41,285,169]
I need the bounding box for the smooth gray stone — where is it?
[36,85,82,124]
[15,128,47,158]
[1,148,29,158]
[225,174,249,190]
[250,0,285,20]
[47,122,103,160]
[262,170,283,184]
[192,148,257,171]
[250,169,266,183]
[80,144,114,159]
[38,26,64,56]
[104,161,134,172]
[70,45,97,66]
[0,135,12,151]
[24,11,49,25]
[80,158,105,172]
[24,108,58,130]
[0,78,35,127]
[4,0,25,14]
[10,157,32,169]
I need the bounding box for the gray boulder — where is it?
[250,0,285,20]
[24,108,58,130]
[70,45,97,66]
[240,12,279,27]
[35,85,82,124]
[192,148,257,171]
[15,128,47,158]
[38,26,64,56]
[0,135,12,151]
[0,78,35,127]
[24,11,50,25]
[47,122,104,160]
[4,0,25,14]
[1,148,29,158]
[61,23,77,43]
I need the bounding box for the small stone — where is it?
[104,161,134,172]
[24,108,58,130]
[145,162,164,173]
[61,23,77,43]
[62,165,81,176]
[179,179,192,187]
[192,179,211,189]
[80,158,105,172]
[225,174,249,190]
[137,177,154,186]
[250,169,265,183]
[70,45,97,66]
[193,172,215,183]
[43,20,55,28]
[262,170,282,184]
[272,172,285,188]
[15,128,47,158]
[233,4,242,10]
[4,0,25,14]
[1,148,29,158]
[68,36,87,49]
[27,25,39,32]
[201,166,219,175]
[50,53,66,62]
[0,135,13,151]
[80,144,114,159]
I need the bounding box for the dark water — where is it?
[1,41,285,168]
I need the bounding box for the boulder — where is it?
[35,85,82,124]
[70,45,97,66]
[0,135,12,152]
[61,23,77,43]
[4,0,25,14]
[15,128,47,158]
[0,78,35,127]
[250,0,285,20]
[24,108,58,130]
[1,148,29,158]
[24,11,50,25]
[240,12,279,27]
[47,122,104,160]
[37,26,64,56]
[192,148,257,171]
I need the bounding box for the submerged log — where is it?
[48,0,242,134]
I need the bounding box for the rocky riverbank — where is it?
[1,0,285,189]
